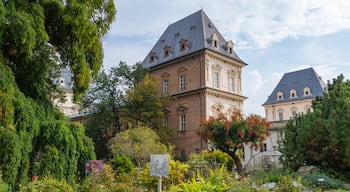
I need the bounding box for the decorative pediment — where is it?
[177,67,187,73]
[228,69,237,76]
[177,105,188,113]
[161,72,170,78]
[212,64,222,71]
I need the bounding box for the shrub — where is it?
[110,154,134,174]
[251,168,292,185]
[169,166,232,192]
[0,173,9,192]
[20,176,74,192]
[187,150,233,178]
[302,173,344,190]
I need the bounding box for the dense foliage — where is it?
[198,111,270,177]
[0,64,95,189]
[280,75,350,180]
[109,126,171,167]
[0,0,115,189]
[110,154,134,174]
[0,0,115,102]
[83,62,171,159]
[20,176,74,192]
[187,150,234,177]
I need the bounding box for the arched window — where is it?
[211,33,219,48]
[163,45,172,58]
[149,51,157,63]
[179,38,189,52]
[277,92,283,100]
[290,89,297,98]
[226,40,234,54]
[303,87,311,96]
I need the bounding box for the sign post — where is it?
[150,154,168,192]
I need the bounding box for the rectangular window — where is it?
[260,143,267,152]
[292,111,297,117]
[181,150,186,158]
[213,72,219,88]
[179,75,186,90]
[163,79,168,94]
[180,114,186,131]
[279,112,283,121]
[163,114,168,127]
[229,77,235,92]
[194,148,200,154]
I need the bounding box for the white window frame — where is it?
[179,75,186,90]
[180,114,186,131]
[213,72,219,88]
[163,79,169,94]
[279,112,283,121]
[229,76,235,92]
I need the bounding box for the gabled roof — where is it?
[142,9,245,68]
[263,68,327,105]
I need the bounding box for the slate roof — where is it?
[141,9,246,68]
[263,68,327,105]
[54,67,73,90]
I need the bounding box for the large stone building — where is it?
[142,10,247,159]
[254,68,327,169]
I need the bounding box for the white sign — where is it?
[150,154,168,177]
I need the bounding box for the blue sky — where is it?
[102,0,350,116]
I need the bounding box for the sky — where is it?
[102,0,350,116]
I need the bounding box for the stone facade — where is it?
[243,68,327,171]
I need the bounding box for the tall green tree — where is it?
[198,112,270,177]
[0,0,115,189]
[83,62,172,160]
[0,64,95,189]
[82,62,151,159]
[280,75,350,179]
[1,0,115,102]
[120,73,170,129]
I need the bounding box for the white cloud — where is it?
[103,0,350,116]
[110,0,350,49]
[218,0,350,49]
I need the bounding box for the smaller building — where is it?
[244,68,327,171]
[53,67,80,116]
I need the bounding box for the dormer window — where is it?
[290,89,297,98]
[303,87,311,96]
[58,77,65,86]
[163,45,172,58]
[277,92,283,100]
[211,33,219,48]
[149,51,157,63]
[226,40,234,54]
[179,38,188,52]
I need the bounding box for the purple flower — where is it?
[85,160,103,173]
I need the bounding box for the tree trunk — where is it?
[228,151,245,177]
